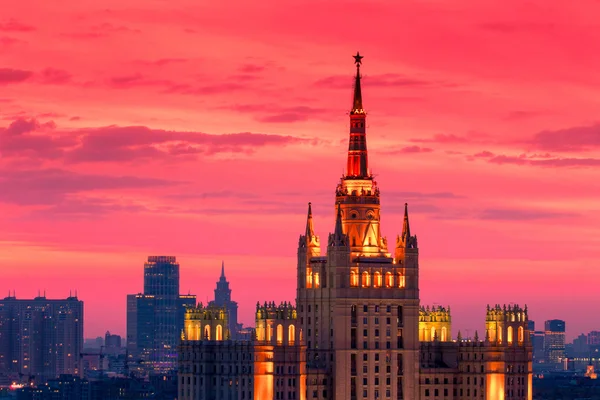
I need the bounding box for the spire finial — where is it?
[334,203,344,237]
[221,261,225,278]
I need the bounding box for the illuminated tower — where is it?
[297,53,420,400]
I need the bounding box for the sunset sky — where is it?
[1,0,599,340]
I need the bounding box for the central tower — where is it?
[297,53,420,400]
[336,53,389,257]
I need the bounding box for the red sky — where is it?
[1,0,599,341]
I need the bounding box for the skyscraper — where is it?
[208,261,239,339]
[126,256,196,375]
[0,293,83,384]
[544,319,566,364]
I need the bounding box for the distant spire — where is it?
[221,260,225,278]
[305,202,315,239]
[402,203,411,243]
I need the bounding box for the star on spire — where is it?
[353,52,364,65]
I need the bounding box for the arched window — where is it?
[306,271,313,288]
[373,272,382,288]
[507,326,513,344]
[288,325,296,344]
[277,324,283,345]
[431,327,437,341]
[441,327,448,342]
[518,326,524,345]
[314,273,320,289]
[397,273,406,288]
[216,324,223,341]
[267,324,273,342]
[361,271,370,287]
[204,325,210,341]
[195,323,201,341]
[350,271,359,287]
[385,272,393,288]
[498,326,503,344]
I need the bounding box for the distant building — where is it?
[589,331,600,346]
[545,319,566,364]
[208,262,240,339]
[532,331,545,363]
[573,333,589,356]
[105,331,121,348]
[0,294,83,384]
[126,256,196,375]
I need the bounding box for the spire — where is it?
[329,203,348,247]
[402,203,411,241]
[351,52,364,114]
[346,52,369,178]
[220,261,225,279]
[334,203,344,238]
[305,202,315,239]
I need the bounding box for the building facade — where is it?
[209,262,240,340]
[177,54,532,399]
[178,302,306,400]
[0,294,83,384]
[126,256,196,375]
[544,319,566,364]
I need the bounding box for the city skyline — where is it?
[2,0,600,341]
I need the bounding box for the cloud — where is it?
[41,68,72,84]
[0,68,33,84]
[474,151,600,168]
[0,19,35,32]
[530,123,600,152]
[135,58,188,66]
[479,22,556,33]
[412,133,471,144]
[387,191,463,200]
[0,118,315,162]
[225,104,332,123]
[0,168,181,206]
[479,208,577,221]
[239,64,266,73]
[377,145,434,155]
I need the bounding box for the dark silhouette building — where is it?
[126,256,196,375]
[208,261,239,339]
[0,294,83,384]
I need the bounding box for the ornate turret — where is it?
[347,51,368,178]
[485,304,529,346]
[300,202,321,257]
[328,204,348,247]
[255,301,299,346]
[397,203,418,250]
[419,305,452,342]
[183,303,229,341]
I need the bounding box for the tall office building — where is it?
[208,261,239,339]
[544,319,566,364]
[178,54,533,400]
[127,256,196,375]
[0,294,83,384]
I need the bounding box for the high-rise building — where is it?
[0,294,83,384]
[589,331,600,346]
[544,319,566,364]
[208,261,239,339]
[126,256,196,375]
[177,54,532,400]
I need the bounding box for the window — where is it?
[363,305,368,312]
[374,272,382,288]
[385,272,393,288]
[362,272,370,287]
[363,354,368,361]
[350,271,359,287]
[425,389,430,397]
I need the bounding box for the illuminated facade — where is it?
[543,319,566,364]
[178,302,306,400]
[177,54,533,399]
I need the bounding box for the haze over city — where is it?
[2,0,599,341]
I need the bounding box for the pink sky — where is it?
[1,0,599,341]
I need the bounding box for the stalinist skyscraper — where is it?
[178,54,532,400]
[297,52,420,399]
